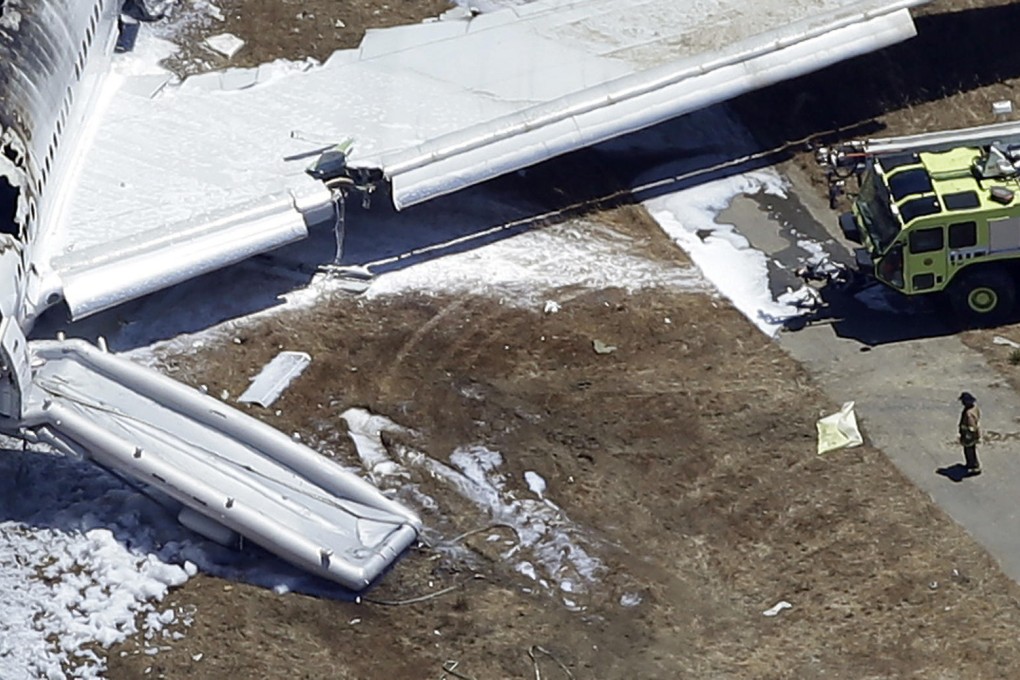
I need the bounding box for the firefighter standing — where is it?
[958,391,982,475]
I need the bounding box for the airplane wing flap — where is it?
[360,25,633,103]
[54,190,324,319]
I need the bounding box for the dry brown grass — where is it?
[109,289,1020,679]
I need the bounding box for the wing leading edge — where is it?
[371,0,930,208]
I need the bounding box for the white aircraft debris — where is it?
[239,350,312,408]
[993,336,1020,349]
[763,600,793,617]
[204,32,244,59]
[816,401,865,455]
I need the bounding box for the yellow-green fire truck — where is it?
[819,121,1020,321]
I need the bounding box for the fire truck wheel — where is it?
[949,268,1016,322]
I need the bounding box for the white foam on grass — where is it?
[363,219,708,305]
[437,445,605,609]
[0,429,343,678]
[118,211,708,367]
[644,169,804,337]
[0,449,194,679]
[341,408,604,609]
[114,31,180,78]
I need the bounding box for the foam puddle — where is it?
[643,169,808,336]
[341,408,605,609]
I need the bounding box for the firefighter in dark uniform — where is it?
[958,391,981,475]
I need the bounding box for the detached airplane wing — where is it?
[19,0,930,321]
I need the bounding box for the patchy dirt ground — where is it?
[962,327,1020,401]
[110,281,1020,680]
[99,1,1020,678]
[160,0,454,74]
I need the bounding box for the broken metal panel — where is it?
[15,339,421,590]
[239,351,312,408]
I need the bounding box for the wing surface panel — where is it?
[44,0,929,315]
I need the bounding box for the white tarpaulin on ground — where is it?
[817,401,864,454]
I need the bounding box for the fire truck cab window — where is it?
[888,168,934,201]
[948,221,977,248]
[900,196,941,223]
[909,226,944,254]
[943,191,981,211]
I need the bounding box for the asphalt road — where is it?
[735,163,1020,583]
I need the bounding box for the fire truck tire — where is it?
[949,268,1016,322]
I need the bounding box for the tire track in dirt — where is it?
[378,296,473,398]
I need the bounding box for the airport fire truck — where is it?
[818,121,1020,321]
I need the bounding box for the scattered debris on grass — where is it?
[816,401,863,454]
[238,351,311,407]
[204,32,244,58]
[762,601,792,617]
